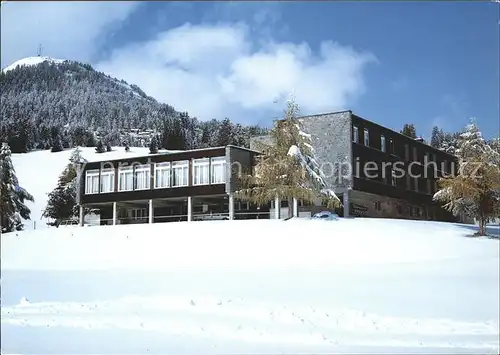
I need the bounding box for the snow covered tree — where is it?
[433,119,500,236]
[149,135,159,154]
[95,140,105,153]
[235,96,340,218]
[439,132,461,155]
[42,147,90,226]
[217,118,235,146]
[400,124,417,139]
[430,126,445,148]
[0,143,34,233]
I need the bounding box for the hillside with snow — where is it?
[0,57,267,155]
[1,218,499,354]
[1,56,66,73]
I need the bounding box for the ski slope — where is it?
[1,218,499,354]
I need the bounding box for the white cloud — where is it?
[0,1,139,68]
[96,23,376,122]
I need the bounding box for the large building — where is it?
[77,110,466,226]
[77,146,264,225]
[251,110,466,222]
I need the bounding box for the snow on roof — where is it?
[2,56,66,73]
[82,147,185,163]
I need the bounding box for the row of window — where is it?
[353,125,450,172]
[85,157,226,194]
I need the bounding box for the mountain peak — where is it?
[2,56,67,73]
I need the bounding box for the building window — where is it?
[380,135,386,152]
[154,162,171,189]
[374,201,381,211]
[193,158,210,185]
[426,179,431,194]
[211,157,226,184]
[412,146,418,161]
[85,169,99,194]
[432,153,436,162]
[406,174,411,190]
[363,128,369,146]
[118,166,134,191]
[405,144,410,160]
[353,125,359,143]
[134,164,151,190]
[414,177,419,192]
[172,160,189,187]
[391,169,397,186]
[100,168,115,193]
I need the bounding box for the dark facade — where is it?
[350,114,459,221]
[77,145,266,225]
[250,110,463,222]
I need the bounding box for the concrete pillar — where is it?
[112,202,117,225]
[187,196,192,222]
[148,199,153,224]
[79,205,84,226]
[343,190,350,218]
[274,196,280,219]
[293,198,298,217]
[228,193,234,220]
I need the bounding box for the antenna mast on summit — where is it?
[37,44,43,57]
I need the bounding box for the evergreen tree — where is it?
[216,118,234,146]
[433,119,500,235]
[439,131,461,155]
[235,96,340,218]
[124,140,130,152]
[95,140,105,153]
[430,126,445,148]
[106,142,112,152]
[50,126,63,153]
[42,147,87,226]
[149,135,159,154]
[400,123,417,139]
[0,143,34,233]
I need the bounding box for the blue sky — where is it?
[2,1,499,139]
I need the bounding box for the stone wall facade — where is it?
[298,111,353,190]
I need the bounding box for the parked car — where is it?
[311,211,339,220]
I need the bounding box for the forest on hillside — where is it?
[0,61,267,153]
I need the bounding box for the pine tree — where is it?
[50,126,63,153]
[433,119,500,235]
[430,126,444,148]
[400,124,417,139]
[149,136,159,154]
[42,147,86,226]
[217,118,234,146]
[235,96,340,218]
[0,142,34,233]
[95,140,105,153]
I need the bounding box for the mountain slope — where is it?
[0,57,267,153]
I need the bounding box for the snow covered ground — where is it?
[2,218,499,354]
[1,56,66,73]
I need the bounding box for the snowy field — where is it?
[4,148,500,354]
[2,217,499,354]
